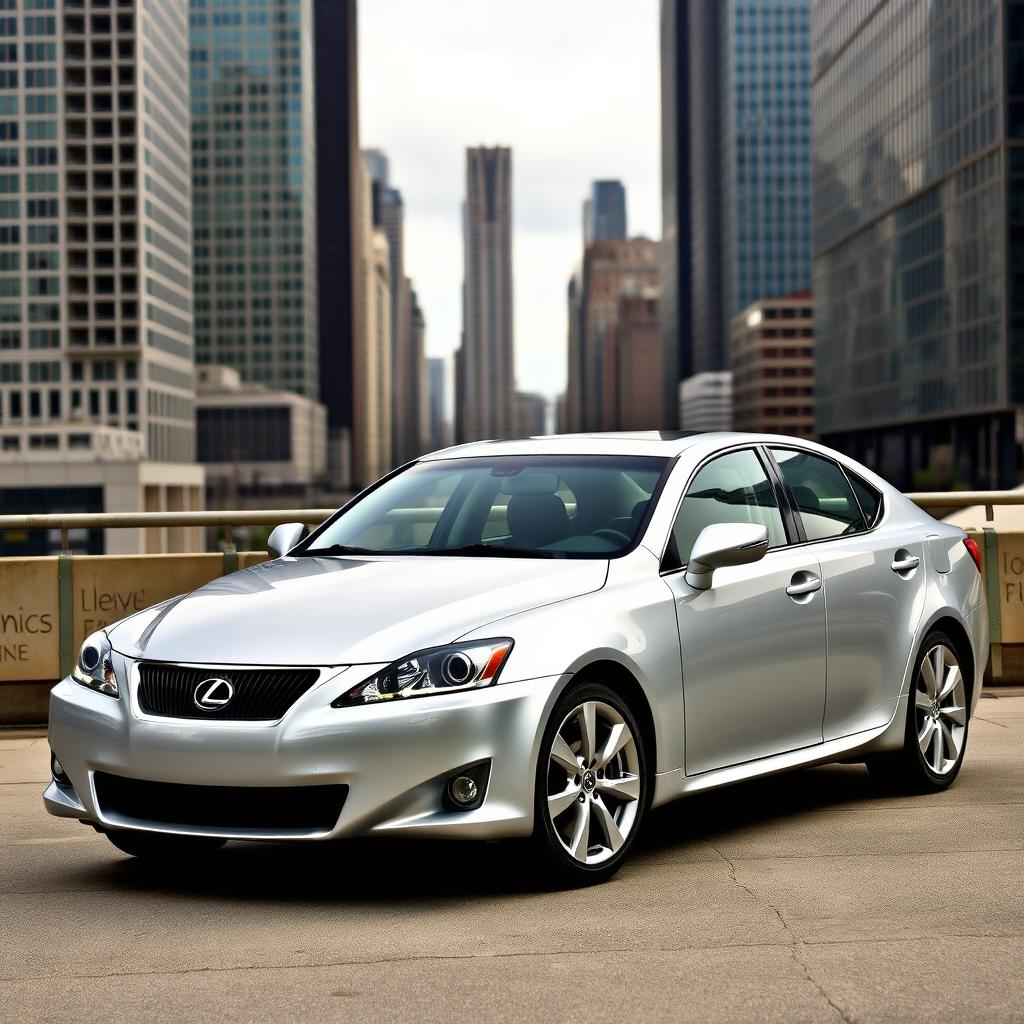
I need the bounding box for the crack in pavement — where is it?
[2,930,1022,987]
[707,839,857,1024]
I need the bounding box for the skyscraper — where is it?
[312,0,362,483]
[426,356,449,451]
[584,180,627,243]
[364,149,426,467]
[661,0,812,416]
[0,0,203,553]
[579,238,659,431]
[190,0,319,398]
[812,1,1014,488]
[457,146,514,443]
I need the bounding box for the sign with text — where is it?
[0,558,59,681]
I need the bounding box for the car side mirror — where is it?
[267,522,305,558]
[684,523,769,591]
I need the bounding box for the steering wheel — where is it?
[592,527,632,546]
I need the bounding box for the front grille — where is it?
[94,773,347,832]
[138,663,320,721]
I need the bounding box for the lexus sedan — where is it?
[44,433,987,884]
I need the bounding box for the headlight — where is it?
[71,630,118,698]
[332,639,513,708]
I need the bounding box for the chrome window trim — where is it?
[764,444,888,552]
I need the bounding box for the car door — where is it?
[661,447,827,776]
[768,448,927,741]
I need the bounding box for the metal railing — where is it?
[904,491,1024,521]
[0,491,1017,550]
[0,508,336,552]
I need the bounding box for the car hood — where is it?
[107,554,608,666]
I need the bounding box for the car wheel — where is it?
[867,629,970,792]
[533,681,648,885]
[104,829,227,860]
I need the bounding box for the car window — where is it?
[771,448,866,540]
[847,470,882,527]
[298,454,670,559]
[667,449,787,569]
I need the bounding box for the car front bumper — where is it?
[44,654,567,842]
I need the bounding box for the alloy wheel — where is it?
[913,643,967,776]
[545,699,641,865]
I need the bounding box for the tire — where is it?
[532,680,648,886]
[866,628,970,793]
[104,829,227,860]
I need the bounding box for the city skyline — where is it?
[359,0,661,401]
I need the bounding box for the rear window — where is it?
[847,471,882,527]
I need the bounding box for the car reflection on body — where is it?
[45,432,986,884]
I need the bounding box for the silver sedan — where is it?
[44,433,987,884]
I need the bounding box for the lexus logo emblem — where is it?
[193,677,234,711]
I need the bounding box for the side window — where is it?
[847,471,882,527]
[667,449,787,568]
[771,448,866,541]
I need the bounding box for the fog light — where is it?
[449,775,478,805]
[50,753,68,783]
[443,760,490,811]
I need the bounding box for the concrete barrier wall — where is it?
[0,551,266,724]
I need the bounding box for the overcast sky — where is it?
[359,1,661,401]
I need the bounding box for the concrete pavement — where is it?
[1,694,1023,1023]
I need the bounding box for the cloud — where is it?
[358,0,660,399]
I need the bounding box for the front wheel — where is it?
[533,681,648,886]
[104,829,227,860]
[867,629,970,792]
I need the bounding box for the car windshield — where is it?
[297,455,671,559]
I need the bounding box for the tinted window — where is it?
[771,448,866,540]
[667,449,787,569]
[848,471,882,527]
[298,455,670,559]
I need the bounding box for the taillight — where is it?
[963,537,982,573]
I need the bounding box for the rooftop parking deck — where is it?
[1,690,1022,1022]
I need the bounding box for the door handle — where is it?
[891,554,920,573]
[786,574,822,597]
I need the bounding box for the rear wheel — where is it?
[104,829,226,860]
[867,629,970,792]
[533,681,648,886]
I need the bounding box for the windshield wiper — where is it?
[293,543,380,557]
[425,543,556,559]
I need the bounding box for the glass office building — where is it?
[660,0,812,418]
[189,0,319,399]
[812,0,1017,488]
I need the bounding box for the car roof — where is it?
[419,432,843,461]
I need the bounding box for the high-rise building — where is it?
[730,292,814,440]
[812,0,1016,489]
[615,288,664,431]
[0,0,204,555]
[457,145,514,442]
[406,283,427,459]
[565,268,583,432]
[425,356,449,452]
[661,0,812,419]
[355,155,391,486]
[579,238,659,431]
[584,179,627,243]
[191,0,319,398]
[312,0,362,484]
[364,148,427,467]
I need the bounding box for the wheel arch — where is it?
[569,658,658,790]
[920,612,976,713]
